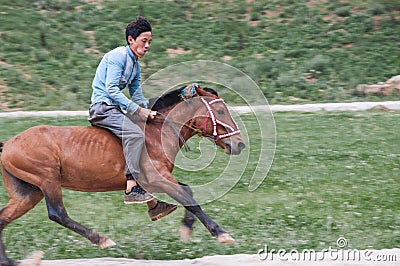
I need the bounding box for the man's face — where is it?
[128,31,152,58]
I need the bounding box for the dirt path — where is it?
[19,249,400,266]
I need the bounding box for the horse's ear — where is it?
[196,85,218,97]
[203,87,218,97]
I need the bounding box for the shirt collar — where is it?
[126,45,138,63]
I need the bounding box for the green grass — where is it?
[1,0,399,110]
[0,112,399,260]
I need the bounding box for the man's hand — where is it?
[150,110,157,118]
[135,107,156,121]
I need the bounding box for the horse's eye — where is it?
[217,110,225,115]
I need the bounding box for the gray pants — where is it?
[88,102,144,180]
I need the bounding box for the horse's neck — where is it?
[151,100,200,157]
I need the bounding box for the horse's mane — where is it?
[149,86,218,111]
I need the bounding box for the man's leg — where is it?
[89,103,153,203]
[88,103,177,219]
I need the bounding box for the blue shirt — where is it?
[90,45,148,114]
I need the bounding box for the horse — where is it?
[0,84,245,266]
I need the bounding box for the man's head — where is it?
[126,16,152,58]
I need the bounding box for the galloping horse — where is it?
[0,85,245,266]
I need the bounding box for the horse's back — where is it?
[3,125,119,155]
[1,125,126,191]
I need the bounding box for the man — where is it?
[89,16,177,221]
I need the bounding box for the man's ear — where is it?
[127,35,135,45]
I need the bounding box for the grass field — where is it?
[1,0,399,109]
[0,111,399,261]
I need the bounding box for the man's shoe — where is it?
[124,185,154,204]
[148,201,178,221]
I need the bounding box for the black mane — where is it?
[148,88,182,111]
[149,86,218,111]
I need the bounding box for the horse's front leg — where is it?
[141,173,234,244]
[178,182,196,242]
[184,204,234,244]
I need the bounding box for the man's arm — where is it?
[105,52,139,115]
[129,65,149,109]
[127,64,156,120]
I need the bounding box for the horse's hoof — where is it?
[217,233,235,244]
[19,251,43,266]
[180,225,192,243]
[0,258,18,266]
[99,238,116,249]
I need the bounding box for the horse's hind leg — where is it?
[41,184,116,249]
[178,182,196,242]
[0,168,44,266]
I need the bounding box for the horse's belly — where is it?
[60,159,126,192]
[55,126,127,192]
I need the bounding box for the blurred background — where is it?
[0,0,399,111]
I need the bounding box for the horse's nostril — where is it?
[238,142,246,150]
[224,141,231,150]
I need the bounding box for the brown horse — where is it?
[0,85,245,266]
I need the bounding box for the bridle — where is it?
[194,97,241,142]
[154,95,240,146]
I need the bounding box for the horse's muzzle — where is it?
[223,139,246,155]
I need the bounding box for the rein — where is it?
[153,112,200,152]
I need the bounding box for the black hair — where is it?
[125,16,152,44]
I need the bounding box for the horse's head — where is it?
[150,83,245,155]
[189,84,246,155]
